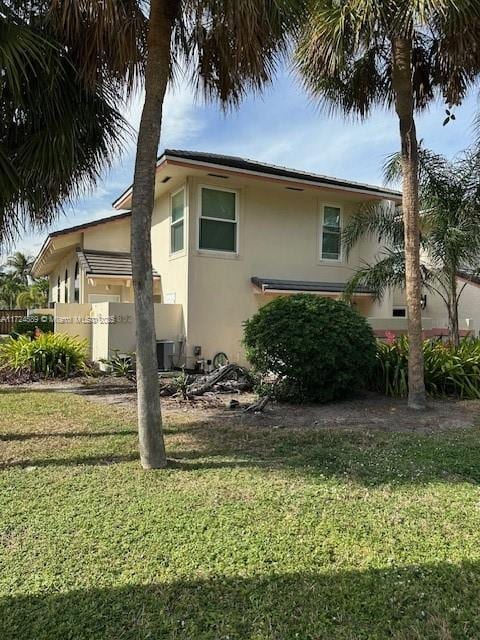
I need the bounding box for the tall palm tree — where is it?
[343,147,480,347]
[6,252,34,285]
[54,0,307,468]
[295,0,480,409]
[0,271,26,309]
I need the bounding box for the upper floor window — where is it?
[74,262,80,303]
[199,187,237,253]
[57,276,61,303]
[170,188,185,253]
[64,269,69,303]
[321,205,342,261]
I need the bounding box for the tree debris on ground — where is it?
[159,364,254,399]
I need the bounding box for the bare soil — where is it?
[21,376,480,433]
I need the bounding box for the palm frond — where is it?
[342,201,404,258]
[343,249,407,302]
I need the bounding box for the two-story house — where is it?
[31,150,480,368]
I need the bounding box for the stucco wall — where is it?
[151,180,189,321]
[89,302,184,362]
[83,218,131,252]
[54,303,94,356]
[392,280,480,333]
[184,176,391,365]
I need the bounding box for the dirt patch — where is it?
[17,377,480,433]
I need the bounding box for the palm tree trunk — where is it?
[449,275,460,346]
[391,37,426,410]
[130,0,174,468]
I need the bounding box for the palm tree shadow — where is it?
[2,562,480,639]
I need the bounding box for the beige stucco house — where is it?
[31,150,480,368]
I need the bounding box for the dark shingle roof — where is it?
[163,150,401,198]
[112,149,402,207]
[77,250,160,278]
[251,277,373,294]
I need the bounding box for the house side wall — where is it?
[184,176,391,366]
[82,218,131,252]
[151,181,189,339]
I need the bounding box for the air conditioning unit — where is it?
[156,340,175,371]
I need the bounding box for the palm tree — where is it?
[343,146,480,347]
[295,1,480,409]
[16,278,49,309]
[6,252,34,286]
[54,0,307,468]
[1,2,136,244]
[0,271,26,309]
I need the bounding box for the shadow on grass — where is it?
[2,562,480,639]
[0,430,137,442]
[2,417,480,485]
[0,453,139,470]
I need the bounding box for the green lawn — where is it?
[2,390,480,639]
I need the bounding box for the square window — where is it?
[199,187,237,252]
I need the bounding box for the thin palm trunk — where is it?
[449,274,460,346]
[130,0,173,468]
[391,37,426,409]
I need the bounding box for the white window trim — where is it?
[169,185,186,256]
[197,184,239,255]
[319,203,343,263]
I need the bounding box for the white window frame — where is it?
[319,203,343,263]
[170,186,186,255]
[197,184,239,255]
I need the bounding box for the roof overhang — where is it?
[31,212,132,278]
[113,150,402,210]
[251,277,374,297]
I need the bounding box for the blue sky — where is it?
[10,70,478,260]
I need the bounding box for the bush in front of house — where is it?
[243,294,377,403]
[13,314,54,336]
[372,335,480,399]
[0,333,88,378]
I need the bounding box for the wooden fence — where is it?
[0,309,27,335]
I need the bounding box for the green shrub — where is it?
[372,335,480,399]
[14,314,54,336]
[0,333,88,378]
[243,294,377,403]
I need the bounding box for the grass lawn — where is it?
[2,391,480,639]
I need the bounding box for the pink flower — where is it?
[384,331,396,345]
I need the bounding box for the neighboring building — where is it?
[31,150,480,368]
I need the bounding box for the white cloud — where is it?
[124,81,205,150]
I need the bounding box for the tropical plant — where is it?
[16,279,49,309]
[0,1,134,244]
[372,335,480,400]
[295,0,480,409]
[0,332,88,378]
[243,294,377,403]
[343,146,480,347]
[0,270,26,309]
[6,252,33,285]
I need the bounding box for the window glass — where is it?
[200,188,237,252]
[200,219,236,252]
[202,188,236,220]
[322,206,341,260]
[170,189,184,253]
[172,190,185,223]
[74,263,80,303]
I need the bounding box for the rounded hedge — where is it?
[243,294,377,403]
